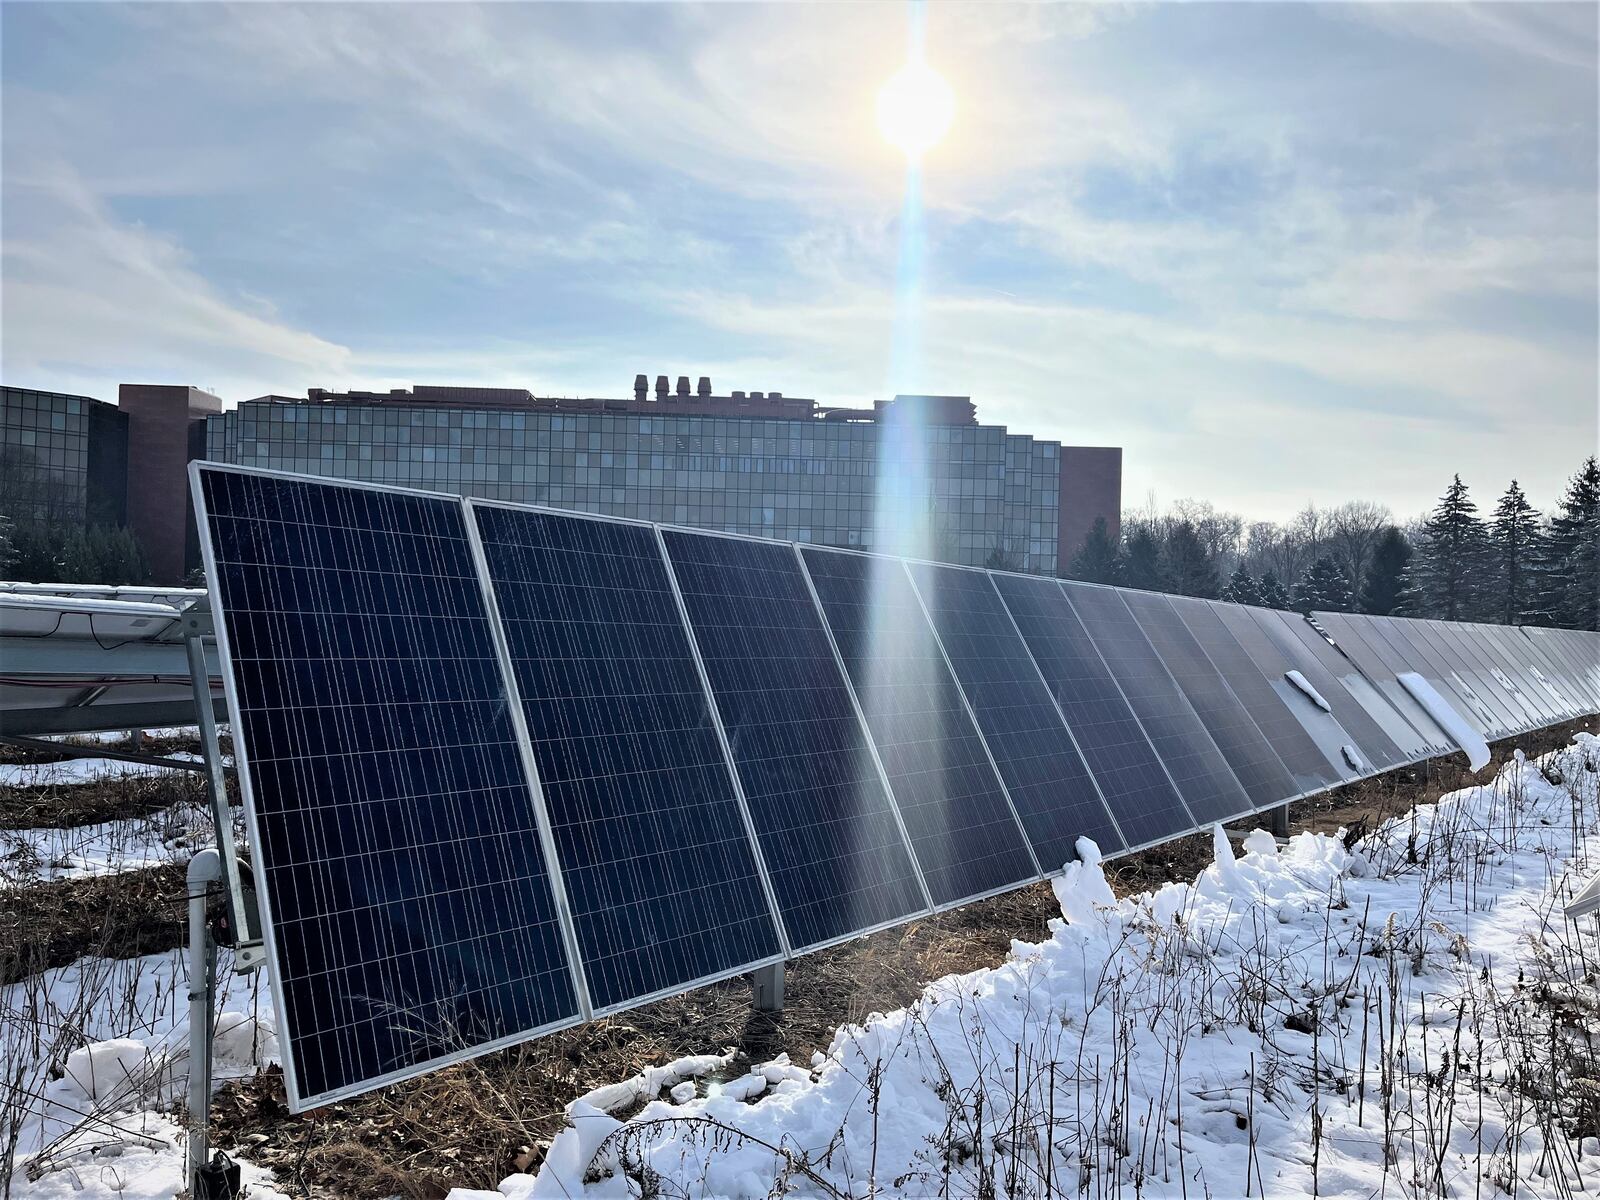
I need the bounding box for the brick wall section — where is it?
[119,384,221,583]
[1058,446,1122,573]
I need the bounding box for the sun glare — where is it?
[876,59,954,159]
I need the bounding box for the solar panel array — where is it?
[193,464,1600,1110]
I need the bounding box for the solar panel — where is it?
[1545,628,1600,708]
[904,562,1124,871]
[1472,623,1561,728]
[1366,617,1499,739]
[660,529,930,950]
[1060,583,1252,825]
[1312,613,1454,754]
[1224,605,1407,774]
[470,504,784,1012]
[1513,627,1583,718]
[194,466,581,1110]
[1433,621,1539,733]
[990,572,1193,849]
[798,548,1039,905]
[1122,592,1299,810]
[1168,596,1347,791]
[1411,620,1519,737]
[1526,627,1588,712]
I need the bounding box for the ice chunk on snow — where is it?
[526,1102,621,1198]
[1285,670,1331,712]
[1398,671,1490,771]
[64,1038,149,1102]
[1342,744,1366,772]
[575,1050,733,1113]
[1242,828,1279,857]
[668,1081,696,1104]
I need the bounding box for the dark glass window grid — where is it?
[799,547,1039,906]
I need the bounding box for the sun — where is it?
[876,59,954,160]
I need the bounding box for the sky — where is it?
[2,2,1595,523]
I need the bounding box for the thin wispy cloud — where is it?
[1,2,1593,520]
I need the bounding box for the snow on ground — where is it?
[0,753,203,788]
[3,946,279,1198]
[9,737,1600,1199]
[458,736,1600,1200]
[0,802,215,883]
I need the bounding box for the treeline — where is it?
[0,514,153,585]
[1065,457,1600,631]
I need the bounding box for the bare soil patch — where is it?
[0,863,188,986]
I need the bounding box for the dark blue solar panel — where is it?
[990,572,1190,849]
[1311,613,1453,754]
[660,529,928,950]
[903,562,1123,871]
[1060,583,1251,825]
[472,505,782,1012]
[197,467,579,1110]
[1166,595,1345,795]
[800,548,1037,905]
[1123,592,1297,810]
[1364,617,1498,740]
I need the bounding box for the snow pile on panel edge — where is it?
[1284,669,1331,712]
[1398,670,1491,770]
[456,734,1600,1200]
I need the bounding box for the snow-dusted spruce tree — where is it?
[1408,474,1487,620]
[1485,480,1542,625]
[1535,456,1600,630]
[1358,524,1413,615]
[1257,569,1292,610]
[1220,563,1262,606]
[1121,526,1166,593]
[1160,519,1220,598]
[1066,516,1121,584]
[1293,555,1353,613]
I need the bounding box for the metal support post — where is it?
[752,961,785,1013]
[1269,801,1291,840]
[186,849,221,1190]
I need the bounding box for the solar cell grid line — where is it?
[796,547,1041,907]
[989,571,1193,850]
[191,464,583,1111]
[1170,596,1348,792]
[1363,620,1497,742]
[903,561,1125,871]
[1416,619,1524,737]
[1446,624,1542,739]
[1235,606,1409,773]
[659,527,931,952]
[1311,613,1453,755]
[1121,591,1300,811]
[1515,627,1581,718]
[1060,582,1253,825]
[1472,623,1560,728]
[467,501,786,1014]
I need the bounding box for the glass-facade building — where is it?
[0,386,128,527]
[204,399,1067,573]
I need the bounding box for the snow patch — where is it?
[1398,670,1490,770]
[1285,669,1331,712]
[1341,743,1366,772]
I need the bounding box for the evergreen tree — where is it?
[1535,457,1600,630]
[1220,564,1262,606]
[1293,556,1353,613]
[1121,527,1166,593]
[1408,474,1487,620]
[1257,570,1292,610]
[1485,480,1542,625]
[1161,520,1220,598]
[1359,525,1413,615]
[1066,517,1121,584]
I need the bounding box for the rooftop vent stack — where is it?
[769,392,782,400]
[634,374,649,402]
[749,391,765,402]
[697,376,712,397]
[656,375,670,399]
[676,375,691,397]
[731,391,746,400]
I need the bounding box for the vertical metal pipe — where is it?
[187,849,222,1189]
